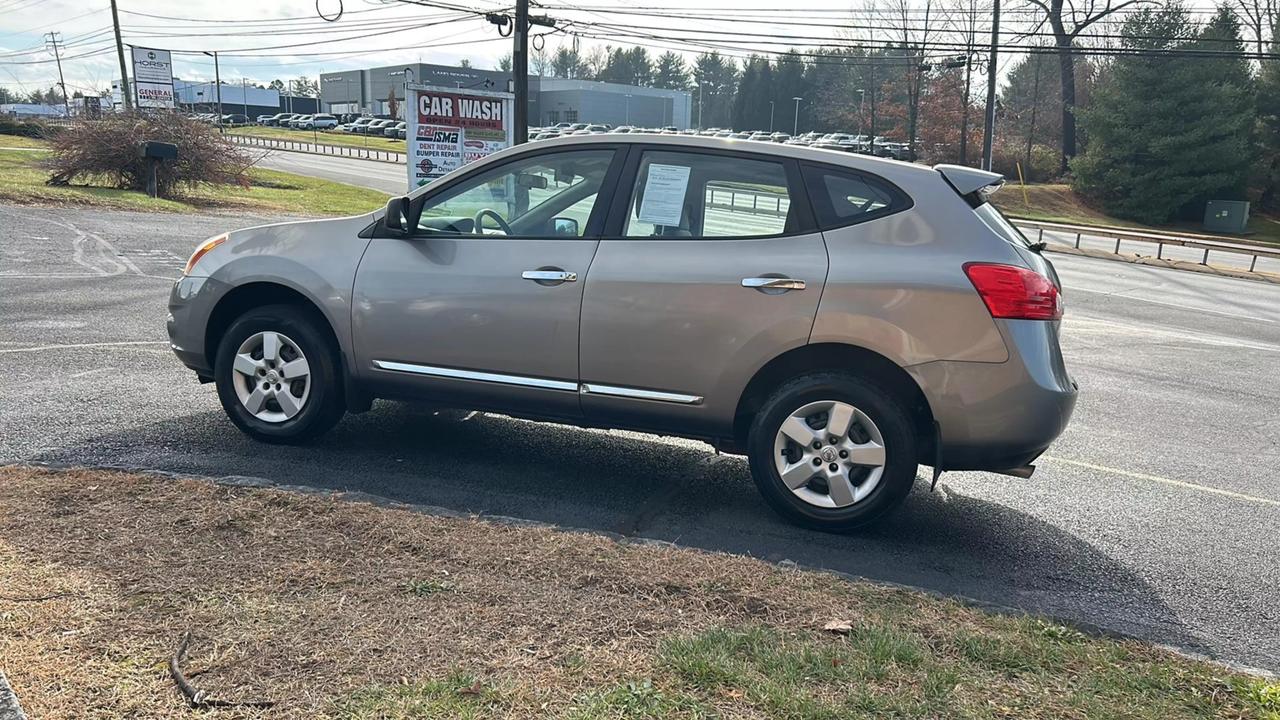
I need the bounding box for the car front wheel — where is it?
[747,372,919,532]
[214,304,345,443]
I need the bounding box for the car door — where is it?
[353,145,623,419]
[579,146,828,437]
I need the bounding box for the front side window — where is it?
[622,150,796,238]
[803,165,908,229]
[414,149,615,237]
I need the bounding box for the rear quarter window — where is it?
[802,164,911,229]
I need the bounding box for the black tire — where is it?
[747,372,919,532]
[214,304,345,444]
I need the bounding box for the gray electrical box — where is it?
[1203,200,1250,234]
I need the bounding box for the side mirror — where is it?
[384,196,410,235]
[551,216,579,237]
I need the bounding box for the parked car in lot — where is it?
[339,117,374,133]
[220,114,250,126]
[384,121,406,138]
[362,119,395,135]
[303,113,339,130]
[285,114,310,128]
[266,113,297,126]
[255,114,275,125]
[169,134,1075,531]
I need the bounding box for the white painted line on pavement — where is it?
[1044,455,1280,508]
[1065,315,1280,353]
[0,341,169,354]
[1068,286,1278,324]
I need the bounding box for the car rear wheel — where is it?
[747,372,918,532]
[214,304,345,443]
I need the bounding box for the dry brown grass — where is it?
[0,466,1275,719]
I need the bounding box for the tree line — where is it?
[493,0,1277,224]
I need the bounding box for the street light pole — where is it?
[241,78,248,118]
[769,100,774,132]
[792,96,802,135]
[202,51,223,132]
[981,0,1001,171]
[624,94,630,124]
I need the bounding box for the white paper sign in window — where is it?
[637,163,691,227]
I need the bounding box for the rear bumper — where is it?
[908,319,1077,471]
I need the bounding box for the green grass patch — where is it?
[994,182,1280,246]
[0,134,51,149]
[334,673,508,719]
[228,125,406,152]
[404,577,453,596]
[0,143,387,216]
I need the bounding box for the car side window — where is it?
[622,150,797,239]
[414,149,615,237]
[802,165,909,229]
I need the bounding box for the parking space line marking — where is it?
[1044,455,1280,507]
[0,341,169,354]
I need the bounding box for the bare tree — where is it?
[1021,0,1148,171]
[946,0,991,164]
[1235,0,1277,58]
[896,0,939,156]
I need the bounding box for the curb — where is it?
[6,460,1278,680]
[0,671,27,720]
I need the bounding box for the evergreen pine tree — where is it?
[1072,4,1254,224]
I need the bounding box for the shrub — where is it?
[44,112,253,198]
[0,115,55,138]
[991,142,1061,184]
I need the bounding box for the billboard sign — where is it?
[131,46,175,109]
[406,84,514,190]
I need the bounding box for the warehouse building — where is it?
[319,62,691,129]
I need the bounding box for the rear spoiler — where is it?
[934,164,1004,196]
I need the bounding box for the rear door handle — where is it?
[522,269,577,283]
[742,277,805,291]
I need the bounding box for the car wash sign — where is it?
[406,84,514,189]
[130,46,175,109]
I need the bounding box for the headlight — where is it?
[183,233,226,276]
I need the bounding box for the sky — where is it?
[0,0,1235,99]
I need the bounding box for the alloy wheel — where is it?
[772,399,887,508]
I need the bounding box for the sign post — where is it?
[129,46,175,110]
[405,83,514,191]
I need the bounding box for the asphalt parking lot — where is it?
[1,203,1278,672]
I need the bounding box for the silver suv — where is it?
[168,134,1076,531]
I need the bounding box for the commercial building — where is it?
[109,79,319,116]
[320,62,692,129]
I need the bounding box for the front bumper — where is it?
[166,275,233,378]
[908,319,1077,471]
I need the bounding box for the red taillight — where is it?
[963,263,1062,320]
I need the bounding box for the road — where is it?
[256,148,1280,275]
[1,202,1277,672]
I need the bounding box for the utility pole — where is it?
[203,51,223,131]
[109,0,131,110]
[982,0,1000,171]
[44,32,70,118]
[792,96,802,135]
[242,78,248,118]
[512,0,529,143]
[960,51,974,165]
[499,3,554,144]
[697,79,703,130]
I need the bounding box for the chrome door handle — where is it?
[742,277,805,291]
[522,269,577,283]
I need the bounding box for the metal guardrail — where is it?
[1013,218,1280,273]
[228,133,406,164]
